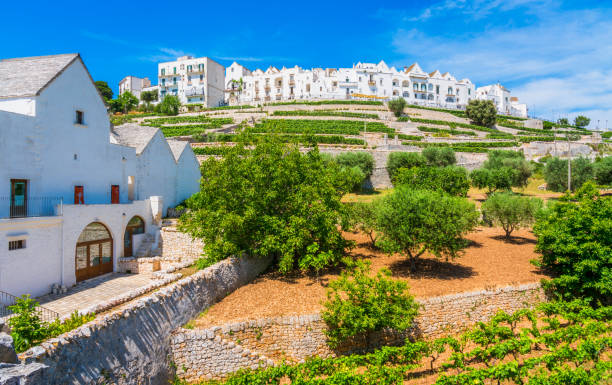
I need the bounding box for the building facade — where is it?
[227,60,476,110]
[0,54,200,298]
[158,56,225,107]
[476,83,528,117]
[118,76,151,99]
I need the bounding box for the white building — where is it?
[0,54,200,298]
[228,60,476,109]
[118,76,151,99]
[476,83,528,117]
[158,56,225,107]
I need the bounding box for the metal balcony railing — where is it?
[0,197,63,219]
[0,291,60,323]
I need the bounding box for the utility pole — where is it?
[567,133,572,192]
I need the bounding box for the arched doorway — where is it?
[75,222,113,282]
[124,216,145,257]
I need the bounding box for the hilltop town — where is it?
[0,53,610,385]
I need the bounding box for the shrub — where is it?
[347,200,382,247]
[376,187,479,271]
[335,152,374,178]
[157,95,181,115]
[406,117,497,133]
[386,152,426,182]
[388,98,407,117]
[179,138,350,274]
[394,166,470,197]
[594,156,612,185]
[422,147,456,167]
[543,157,594,192]
[470,167,515,193]
[466,99,497,127]
[252,119,394,135]
[574,115,590,128]
[417,125,477,136]
[272,110,379,119]
[322,260,419,349]
[481,192,543,239]
[484,150,532,188]
[533,183,612,305]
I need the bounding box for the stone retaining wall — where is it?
[171,283,545,382]
[159,225,205,261]
[1,255,273,385]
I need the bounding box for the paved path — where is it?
[37,273,154,318]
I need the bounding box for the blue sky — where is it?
[1,0,611,128]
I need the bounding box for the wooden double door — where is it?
[75,222,113,282]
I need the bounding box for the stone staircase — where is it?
[134,234,156,257]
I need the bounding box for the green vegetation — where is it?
[481,192,543,239]
[534,183,611,305]
[396,134,422,141]
[574,115,591,128]
[94,80,113,101]
[322,260,418,348]
[388,97,407,117]
[386,152,427,182]
[109,91,139,114]
[157,95,181,115]
[7,295,94,353]
[161,122,233,137]
[252,119,394,135]
[421,147,456,167]
[402,141,519,154]
[334,152,374,179]
[345,200,382,248]
[543,156,594,192]
[486,132,515,140]
[465,99,497,127]
[191,146,237,156]
[265,100,383,106]
[594,156,612,185]
[417,125,477,136]
[406,104,467,118]
[144,115,233,127]
[394,166,470,197]
[470,150,532,193]
[179,138,353,274]
[401,117,498,133]
[376,187,479,271]
[272,110,379,119]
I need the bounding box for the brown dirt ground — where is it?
[196,226,549,328]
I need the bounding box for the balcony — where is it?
[289,80,295,86]
[339,82,358,87]
[185,88,205,97]
[264,85,271,91]
[368,81,376,86]
[159,73,174,78]
[0,197,63,219]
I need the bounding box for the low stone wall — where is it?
[2,255,273,385]
[171,283,545,381]
[159,225,205,261]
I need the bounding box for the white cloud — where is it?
[214,56,264,62]
[388,5,612,125]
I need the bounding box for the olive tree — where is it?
[466,99,497,127]
[386,152,426,182]
[543,157,594,192]
[422,147,456,167]
[481,192,543,239]
[322,260,419,349]
[388,97,407,117]
[594,156,612,186]
[376,187,479,271]
[394,166,470,197]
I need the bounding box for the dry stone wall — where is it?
[171,283,545,381]
[1,255,272,385]
[159,225,205,261]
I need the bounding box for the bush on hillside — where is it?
[335,152,374,178]
[465,99,497,127]
[179,137,351,274]
[421,147,456,167]
[483,150,532,188]
[394,166,470,197]
[386,152,426,182]
[156,95,181,115]
[322,260,419,349]
[594,156,612,185]
[533,183,612,305]
[346,200,382,248]
[481,192,543,239]
[388,97,407,117]
[470,167,515,193]
[376,187,479,271]
[543,157,594,192]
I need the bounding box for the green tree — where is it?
[140,90,158,103]
[157,95,181,115]
[421,147,456,167]
[388,97,407,117]
[466,99,497,127]
[376,187,479,271]
[394,166,470,197]
[348,200,382,248]
[558,117,569,125]
[387,152,426,182]
[594,156,612,185]
[481,192,543,239]
[484,150,532,188]
[335,152,374,179]
[533,183,612,305]
[574,115,590,128]
[470,167,515,193]
[94,80,113,101]
[543,157,594,192]
[117,91,139,114]
[322,260,419,349]
[179,137,350,274]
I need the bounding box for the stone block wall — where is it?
[3,255,273,385]
[159,225,205,262]
[171,283,545,381]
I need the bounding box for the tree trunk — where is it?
[409,255,417,272]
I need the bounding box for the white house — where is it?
[229,60,476,109]
[118,76,151,99]
[158,56,225,107]
[476,83,528,117]
[0,54,200,298]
